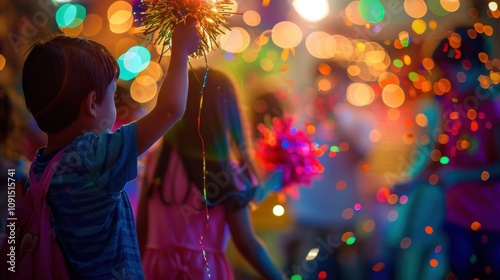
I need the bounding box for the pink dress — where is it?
[142,150,234,280]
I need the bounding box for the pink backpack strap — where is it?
[28,149,66,207]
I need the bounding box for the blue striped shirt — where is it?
[28,123,143,279]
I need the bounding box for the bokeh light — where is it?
[107,1,133,34]
[130,75,157,103]
[271,21,303,49]
[345,1,367,26]
[0,54,5,70]
[118,45,151,81]
[412,19,427,34]
[382,84,405,108]
[346,83,375,106]
[243,10,261,27]
[359,0,385,23]
[220,27,251,53]
[404,0,428,18]
[440,0,460,12]
[272,205,285,216]
[292,0,329,23]
[56,4,86,28]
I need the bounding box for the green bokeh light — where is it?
[118,46,151,81]
[393,59,403,68]
[346,236,356,245]
[439,156,450,165]
[359,0,385,23]
[428,1,449,17]
[56,4,86,28]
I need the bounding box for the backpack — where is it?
[0,149,70,279]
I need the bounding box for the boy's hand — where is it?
[171,17,200,56]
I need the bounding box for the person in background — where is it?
[136,67,286,280]
[432,26,500,279]
[282,61,367,280]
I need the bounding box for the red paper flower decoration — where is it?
[255,117,324,193]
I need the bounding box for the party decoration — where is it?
[255,117,324,193]
[136,0,236,58]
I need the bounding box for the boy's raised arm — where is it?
[135,18,200,155]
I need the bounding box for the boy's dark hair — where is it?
[22,34,119,133]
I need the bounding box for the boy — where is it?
[21,19,199,279]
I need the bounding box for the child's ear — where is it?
[85,91,98,118]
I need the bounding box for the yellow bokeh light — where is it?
[411,19,427,34]
[440,0,460,12]
[0,55,6,71]
[109,12,133,34]
[404,0,428,18]
[346,82,375,106]
[347,64,362,77]
[107,1,132,19]
[137,61,163,82]
[243,10,261,27]
[304,32,338,59]
[130,75,157,103]
[378,72,400,88]
[220,27,251,53]
[382,84,405,108]
[318,78,332,92]
[345,1,367,25]
[271,21,303,48]
[415,113,429,127]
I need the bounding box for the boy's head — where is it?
[22,34,119,134]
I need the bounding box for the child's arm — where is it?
[135,18,199,155]
[253,169,283,203]
[226,207,286,280]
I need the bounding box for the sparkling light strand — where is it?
[193,59,211,278]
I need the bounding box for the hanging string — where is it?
[190,58,211,278]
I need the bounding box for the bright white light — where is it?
[489,1,498,11]
[305,248,319,261]
[272,205,285,216]
[292,0,329,22]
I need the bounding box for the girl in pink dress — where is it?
[136,68,285,280]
